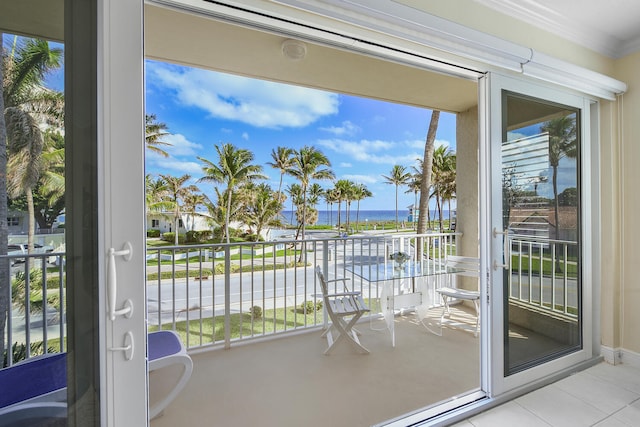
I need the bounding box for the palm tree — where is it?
[541,115,577,272]
[145,114,172,158]
[405,173,421,229]
[3,38,62,253]
[431,145,456,231]
[382,165,410,231]
[159,174,199,245]
[286,183,303,229]
[241,183,283,240]
[353,183,372,231]
[286,146,334,253]
[182,192,208,232]
[266,146,294,202]
[198,143,265,244]
[417,111,440,235]
[333,179,351,231]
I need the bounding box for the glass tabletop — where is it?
[347,260,459,282]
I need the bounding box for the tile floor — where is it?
[456,362,640,426]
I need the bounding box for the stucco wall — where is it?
[456,106,479,259]
[613,52,640,355]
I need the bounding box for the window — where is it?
[7,217,20,227]
[151,219,159,228]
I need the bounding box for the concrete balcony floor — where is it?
[151,306,481,427]
[150,304,640,426]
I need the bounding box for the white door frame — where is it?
[482,72,595,397]
[98,0,148,424]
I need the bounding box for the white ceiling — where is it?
[475,0,640,58]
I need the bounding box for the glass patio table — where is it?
[347,260,458,346]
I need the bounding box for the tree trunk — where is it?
[417,111,440,235]
[0,32,10,363]
[417,111,440,259]
[226,189,232,244]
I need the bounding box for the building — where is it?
[2,1,640,426]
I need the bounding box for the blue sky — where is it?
[145,60,457,211]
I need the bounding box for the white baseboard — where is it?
[600,345,640,367]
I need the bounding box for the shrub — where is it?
[161,232,185,244]
[147,229,161,238]
[299,300,323,313]
[249,305,262,319]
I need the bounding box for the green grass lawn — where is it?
[148,297,382,348]
[511,254,578,278]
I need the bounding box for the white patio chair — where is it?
[436,255,481,337]
[148,330,193,419]
[315,266,370,355]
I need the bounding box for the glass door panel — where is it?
[501,92,581,375]
[486,73,593,396]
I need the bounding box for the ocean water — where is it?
[282,209,451,226]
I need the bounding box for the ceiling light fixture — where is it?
[281,39,307,61]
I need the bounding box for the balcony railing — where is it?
[145,232,458,350]
[507,234,579,318]
[3,230,580,365]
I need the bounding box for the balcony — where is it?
[3,231,623,426]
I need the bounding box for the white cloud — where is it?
[317,138,422,165]
[242,132,249,140]
[340,162,352,168]
[162,133,203,157]
[406,138,451,151]
[320,120,360,136]
[150,158,203,176]
[149,62,339,128]
[341,174,378,184]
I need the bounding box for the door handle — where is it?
[107,242,134,321]
[109,331,134,361]
[492,228,510,270]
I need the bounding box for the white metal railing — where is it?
[1,251,66,366]
[2,232,459,362]
[145,232,459,350]
[507,234,579,318]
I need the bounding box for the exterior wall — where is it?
[613,52,640,355]
[456,106,479,260]
[599,98,622,355]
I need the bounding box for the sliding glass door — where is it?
[484,73,594,395]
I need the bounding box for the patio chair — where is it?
[0,353,67,426]
[148,330,193,419]
[436,255,480,337]
[0,330,192,424]
[315,266,370,355]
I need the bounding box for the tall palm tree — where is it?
[145,114,172,158]
[198,143,265,244]
[3,38,62,253]
[353,183,372,231]
[541,115,577,272]
[541,115,577,240]
[266,146,294,203]
[160,174,199,245]
[431,145,456,231]
[405,173,421,229]
[286,146,334,250]
[382,165,410,231]
[333,179,351,231]
[286,183,303,229]
[417,111,440,235]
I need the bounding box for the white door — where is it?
[98,0,148,425]
[482,73,595,396]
